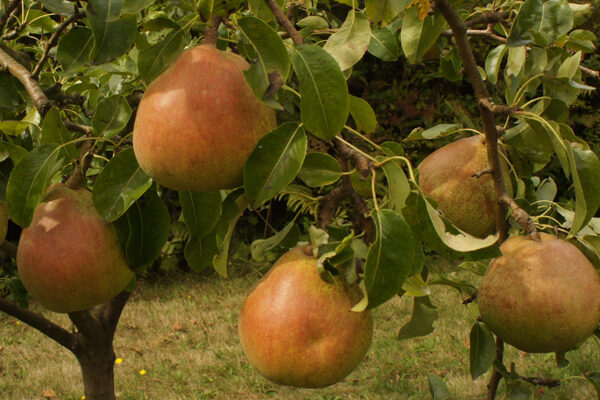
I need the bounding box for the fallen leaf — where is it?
[42,388,57,398]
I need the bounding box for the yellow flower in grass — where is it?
[115,358,123,364]
[139,369,147,376]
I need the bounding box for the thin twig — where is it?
[264,0,304,45]
[487,337,504,400]
[500,195,540,239]
[465,11,509,27]
[521,376,560,387]
[31,7,80,80]
[0,47,50,115]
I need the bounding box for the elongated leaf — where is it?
[238,16,290,99]
[56,27,94,71]
[87,0,137,65]
[470,322,496,379]
[179,190,222,238]
[380,157,410,210]
[251,220,296,260]
[298,152,341,187]
[121,191,170,270]
[244,123,307,208]
[365,0,410,25]
[213,195,249,278]
[485,44,507,85]
[349,95,377,133]
[569,143,600,235]
[7,145,65,228]
[405,123,461,141]
[400,8,446,63]
[92,95,132,138]
[509,0,573,46]
[323,9,371,71]
[291,45,349,140]
[92,149,152,222]
[368,28,400,61]
[398,296,439,340]
[428,374,451,400]
[364,209,415,309]
[586,372,600,399]
[41,109,78,160]
[41,0,76,15]
[138,27,185,83]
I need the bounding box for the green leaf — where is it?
[91,95,132,138]
[485,44,508,85]
[400,8,446,64]
[507,46,526,77]
[179,190,222,238]
[56,27,94,71]
[298,152,342,187]
[439,47,463,82]
[184,228,219,272]
[509,0,573,46]
[87,0,137,65]
[250,220,296,260]
[367,28,400,61]
[92,149,152,222]
[558,51,581,79]
[349,95,377,133]
[138,28,185,83]
[120,190,170,270]
[41,109,77,160]
[291,45,350,140]
[121,0,153,14]
[585,371,600,399]
[380,157,410,210]
[427,373,451,400]
[244,123,307,208]
[0,120,30,137]
[365,0,410,25]
[364,209,415,309]
[40,0,76,15]
[323,9,371,71]
[213,194,249,278]
[7,145,65,228]
[405,123,461,141]
[398,296,438,340]
[470,322,496,379]
[297,16,329,30]
[238,16,291,100]
[569,143,600,235]
[0,141,27,164]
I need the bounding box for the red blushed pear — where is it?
[418,135,510,238]
[17,183,134,313]
[132,45,277,192]
[238,245,373,388]
[478,233,600,353]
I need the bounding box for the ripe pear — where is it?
[133,45,277,192]
[238,245,373,388]
[418,135,508,238]
[478,233,600,353]
[17,183,134,313]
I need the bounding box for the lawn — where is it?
[1,266,599,400]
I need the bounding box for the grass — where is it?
[1,267,600,400]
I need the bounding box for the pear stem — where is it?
[203,15,222,47]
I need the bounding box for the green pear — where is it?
[238,245,373,388]
[17,183,134,313]
[418,135,509,238]
[478,233,600,353]
[133,45,277,192]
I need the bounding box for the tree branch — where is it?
[465,11,509,27]
[31,7,81,80]
[0,46,50,115]
[101,290,132,339]
[0,0,21,34]
[435,0,509,242]
[264,0,304,46]
[336,140,372,179]
[64,120,93,135]
[0,298,76,351]
[487,337,504,400]
[521,376,560,387]
[500,195,540,239]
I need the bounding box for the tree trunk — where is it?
[76,337,117,400]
